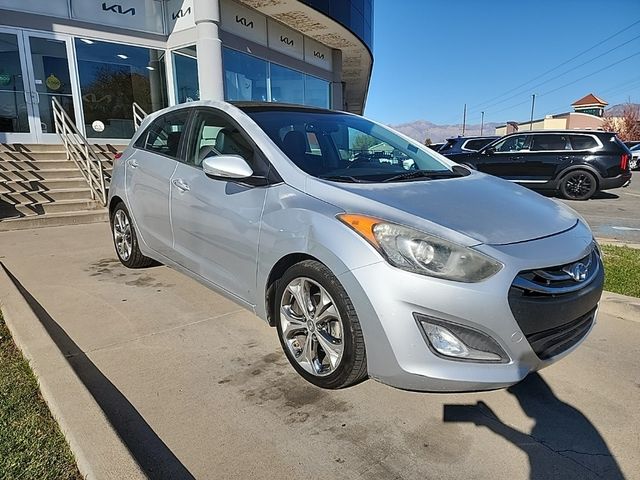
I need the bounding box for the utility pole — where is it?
[529,94,536,131]
[462,103,467,136]
[480,111,485,136]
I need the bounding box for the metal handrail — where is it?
[51,97,107,205]
[132,102,148,131]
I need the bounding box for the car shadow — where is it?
[2,264,195,480]
[443,373,624,480]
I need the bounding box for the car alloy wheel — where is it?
[279,277,344,376]
[113,209,132,261]
[630,157,638,170]
[561,171,596,200]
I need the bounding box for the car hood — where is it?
[305,172,579,246]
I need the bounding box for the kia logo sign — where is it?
[102,2,136,15]
[280,35,294,46]
[172,7,191,20]
[313,50,325,60]
[235,16,254,28]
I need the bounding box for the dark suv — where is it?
[439,136,498,155]
[447,131,632,200]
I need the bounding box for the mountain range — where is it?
[390,103,639,144]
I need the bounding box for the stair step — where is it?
[0,209,109,231]
[1,178,90,191]
[0,158,112,171]
[0,143,127,154]
[0,168,88,181]
[1,198,101,217]
[1,188,93,204]
[0,151,69,161]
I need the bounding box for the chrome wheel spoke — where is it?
[316,329,343,369]
[114,210,132,260]
[287,279,312,321]
[299,333,318,373]
[280,305,307,338]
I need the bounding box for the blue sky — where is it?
[364,0,640,126]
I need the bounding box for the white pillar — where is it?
[193,0,224,101]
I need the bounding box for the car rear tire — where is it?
[110,202,155,268]
[275,260,368,389]
[560,170,597,201]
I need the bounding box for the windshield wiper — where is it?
[319,175,370,183]
[381,170,461,183]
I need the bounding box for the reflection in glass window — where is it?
[305,75,330,108]
[270,64,304,105]
[75,38,167,139]
[223,48,268,102]
[0,33,30,133]
[173,46,199,104]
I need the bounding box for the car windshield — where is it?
[244,109,452,182]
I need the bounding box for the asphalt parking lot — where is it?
[558,176,640,243]
[1,222,638,480]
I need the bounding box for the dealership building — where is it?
[0,0,373,144]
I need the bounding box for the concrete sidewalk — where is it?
[1,223,639,480]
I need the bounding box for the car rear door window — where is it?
[569,135,598,150]
[464,139,494,151]
[136,110,189,159]
[531,134,570,151]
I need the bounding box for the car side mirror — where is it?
[202,155,254,179]
[484,146,495,154]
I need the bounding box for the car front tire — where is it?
[110,202,155,268]
[275,260,368,389]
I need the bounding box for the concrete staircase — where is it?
[0,143,125,231]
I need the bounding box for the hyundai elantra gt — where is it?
[108,101,603,391]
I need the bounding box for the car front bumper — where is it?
[337,221,602,392]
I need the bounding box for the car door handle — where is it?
[172,178,190,192]
[127,159,139,169]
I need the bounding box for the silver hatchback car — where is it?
[108,101,603,392]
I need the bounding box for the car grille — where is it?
[508,245,603,360]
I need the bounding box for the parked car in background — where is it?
[108,101,603,392]
[446,130,632,200]
[426,142,445,152]
[439,136,499,155]
[629,144,640,170]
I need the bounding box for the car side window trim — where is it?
[133,108,192,163]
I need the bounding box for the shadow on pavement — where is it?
[444,373,624,480]
[4,265,195,480]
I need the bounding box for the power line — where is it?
[467,17,640,113]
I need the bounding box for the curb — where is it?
[0,262,145,480]
[599,291,640,324]
[596,237,640,250]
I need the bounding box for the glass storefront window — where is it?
[0,33,29,133]
[173,46,199,104]
[75,38,167,139]
[305,75,330,109]
[223,48,268,102]
[222,48,330,109]
[270,64,304,105]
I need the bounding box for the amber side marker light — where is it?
[336,213,383,248]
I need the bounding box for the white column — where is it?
[193,0,224,101]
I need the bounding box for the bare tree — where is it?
[424,137,432,146]
[602,103,640,141]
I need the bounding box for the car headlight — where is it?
[337,214,502,282]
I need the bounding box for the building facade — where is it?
[0,0,373,144]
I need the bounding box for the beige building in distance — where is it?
[495,93,606,135]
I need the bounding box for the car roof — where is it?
[504,130,614,136]
[231,101,338,115]
[445,136,498,141]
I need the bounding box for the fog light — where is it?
[415,314,508,363]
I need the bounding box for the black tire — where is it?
[275,260,367,389]
[110,202,155,268]
[560,170,597,201]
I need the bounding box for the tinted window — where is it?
[438,139,458,152]
[569,135,598,150]
[136,110,189,159]
[189,110,255,168]
[531,134,570,151]
[493,135,530,152]
[464,138,495,151]
[246,109,448,181]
